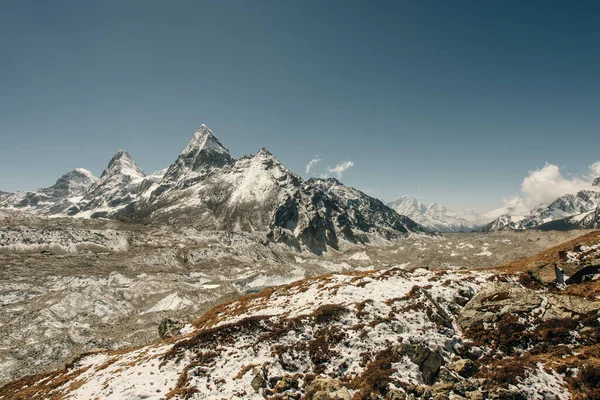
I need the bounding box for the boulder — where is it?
[458,282,600,331]
[251,373,266,393]
[447,359,476,378]
[394,343,445,385]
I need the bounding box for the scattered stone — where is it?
[458,282,600,330]
[465,391,485,400]
[157,318,184,340]
[447,359,476,378]
[395,343,445,385]
[385,389,405,400]
[251,373,266,393]
[438,366,461,384]
[304,378,351,400]
[274,375,299,393]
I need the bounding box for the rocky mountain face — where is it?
[76,150,147,218]
[593,175,600,187]
[483,189,600,232]
[387,196,485,232]
[160,125,234,185]
[0,125,425,253]
[4,236,599,400]
[479,214,517,232]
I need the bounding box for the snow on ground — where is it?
[510,363,571,400]
[1,267,492,399]
[141,293,194,314]
[567,242,600,264]
[348,251,371,261]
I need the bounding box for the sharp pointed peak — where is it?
[109,149,135,162]
[114,148,131,156]
[101,149,145,179]
[182,124,229,156]
[256,147,273,157]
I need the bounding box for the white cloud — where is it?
[327,160,354,178]
[485,161,599,218]
[520,163,591,208]
[589,161,600,177]
[305,157,321,173]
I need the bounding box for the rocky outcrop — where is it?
[394,343,445,385]
[158,318,184,340]
[77,150,146,214]
[457,281,600,331]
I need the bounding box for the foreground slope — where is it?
[4,235,600,400]
[1,208,585,387]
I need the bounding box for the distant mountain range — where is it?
[388,177,600,233]
[386,196,487,232]
[481,182,600,232]
[0,125,427,253]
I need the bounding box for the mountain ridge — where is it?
[387,195,486,232]
[0,125,427,253]
[482,189,600,232]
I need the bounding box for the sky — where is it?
[1,0,599,212]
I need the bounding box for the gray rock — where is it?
[447,359,476,378]
[158,318,184,340]
[251,373,266,393]
[395,343,445,385]
[458,282,600,331]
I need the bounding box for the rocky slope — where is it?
[0,125,426,253]
[3,235,600,399]
[76,150,147,217]
[387,196,486,232]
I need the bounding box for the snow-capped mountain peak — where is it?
[162,125,234,183]
[593,175,600,187]
[52,168,99,197]
[387,196,485,232]
[101,150,145,180]
[1,124,426,252]
[182,125,231,156]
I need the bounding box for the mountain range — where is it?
[481,185,600,232]
[0,125,426,253]
[386,196,486,232]
[387,180,600,234]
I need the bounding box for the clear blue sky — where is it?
[1,0,599,211]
